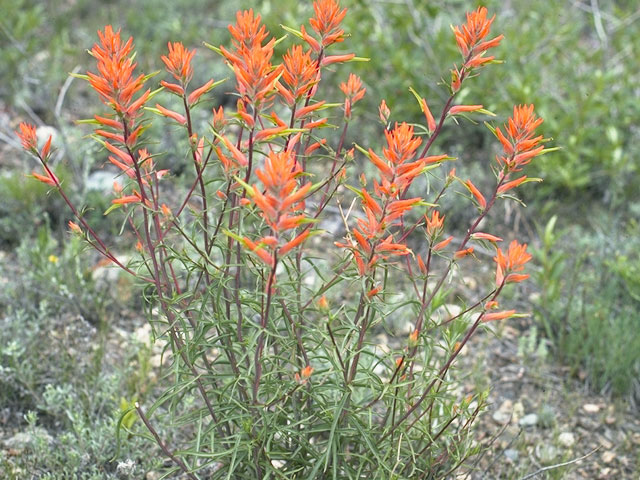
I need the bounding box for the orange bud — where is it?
[68,221,82,235]
[40,135,53,159]
[420,98,437,132]
[454,247,474,259]
[31,171,57,186]
[188,79,214,104]
[450,104,483,115]
[321,53,355,66]
[466,179,487,209]
[300,365,314,379]
[367,286,381,298]
[317,295,329,311]
[112,194,141,205]
[483,310,516,322]
[433,236,453,251]
[379,99,390,124]
[156,104,187,125]
[471,232,503,243]
[416,253,427,274]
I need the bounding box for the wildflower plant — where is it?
[17,2,552,478]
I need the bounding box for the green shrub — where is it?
[0,231,157,479]
[534,215,640,399]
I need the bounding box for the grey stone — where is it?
[558,431,576,448]
[519,413,539,427]
[504,448,519,462]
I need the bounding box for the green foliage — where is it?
[286,0,639,211]
[0,232,158,478]
[533,215,640,399]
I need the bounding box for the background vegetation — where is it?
[1,0,638,477]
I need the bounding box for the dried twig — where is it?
[518,446,600,480]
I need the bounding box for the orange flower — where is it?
[340,73,366,118]
[367,285,381,298]
[280,45,318,103]
[366,122,427,198]
[112,190,142,205]
[495,104,544,172]
[87,26,149,117]
[228,9,269,50]
[309,0,348,47]
[453,7,503,66]
[494,240,532,286]
[221,10,282,106]
[161,42,195,84]
[16,122,38,152]
[243,150,312,264]
[425,210,445,237]
[295,365,314,383]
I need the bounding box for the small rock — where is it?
[512,401,525,422]
[601,451,616,464]
[461,277,477,290]
[558,432,576,448]
[4,428,53,449]
[504,448,519,462]
[492,410,511,425]
[86,170,120,192]
[492,399,513,425]
[146,472,161,480]
[583,403,600,413]
[519,413,539,428]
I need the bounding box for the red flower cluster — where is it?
[221,10,282,107]
[157,42,215,120]
[337,122,444,274]
[243,150,311,266]
[16,122,57,186]
[494,104,545,195]
[278,45,318,104]
[453,6,503,68]
[308,0,347,48]
[496,104,544,172]
[340,73,366,118]
[494,240,532,286]
[87,26,149,119]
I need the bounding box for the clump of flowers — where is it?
[17,2,550,478]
